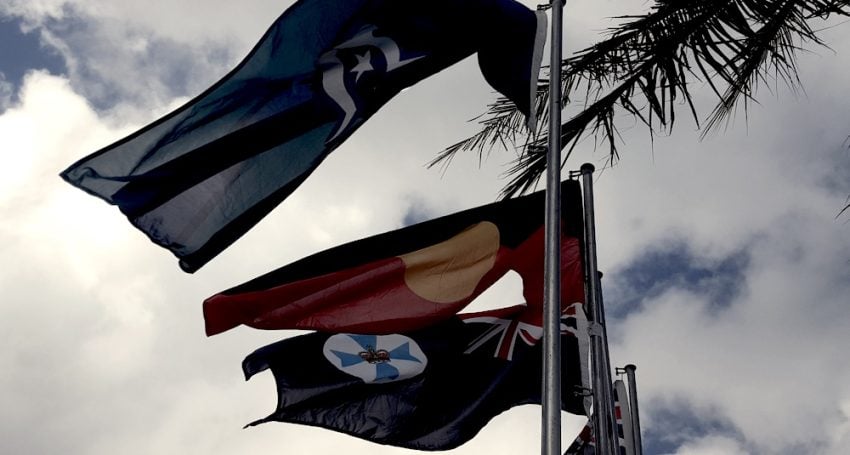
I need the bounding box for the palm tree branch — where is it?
[435,0,850,197]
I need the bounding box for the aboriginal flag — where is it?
[242,303,590,450]
[203,180,584,336]
[60,0,546,273]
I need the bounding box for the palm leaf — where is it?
[432,0,850,198]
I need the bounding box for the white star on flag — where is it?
[350,50,373,82]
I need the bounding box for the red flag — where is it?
[203,180,584,335]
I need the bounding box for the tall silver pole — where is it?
[624,364,644,455]
[596,274,619,454]
[580,164,616,455]
[541,0,564,454]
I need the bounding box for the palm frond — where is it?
[433,0,850,198]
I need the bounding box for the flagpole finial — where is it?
[623,363,643,455]
[580,163,595,174]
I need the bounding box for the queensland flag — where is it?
[59,0,547,273]
[242,303,589,450]
[203,180,584,336]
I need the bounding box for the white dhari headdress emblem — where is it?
[319,25,424,142]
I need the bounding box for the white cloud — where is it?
[666,435,750,455]
[1,1,850,454]
[0,72,102,207]
[0,0,302,116]
[0,10,559,455]
[604,87,850,453]
[1,0,289,44]
[578,10,850,455]
[0,0,67,22]
[830,399,850,454]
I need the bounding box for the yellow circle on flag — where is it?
[399,221,499,303]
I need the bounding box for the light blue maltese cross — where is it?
[322,334,428,383]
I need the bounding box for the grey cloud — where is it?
[0,72,12,110]
[3,1,850,454]
[606,240,750,320]
[642,397,744,455]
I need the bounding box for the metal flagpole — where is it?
[624,364,644,455]
[596,271,619,453]
[580,164,617,455]
[541,0,565,454]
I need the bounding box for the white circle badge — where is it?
[322,333,428,384]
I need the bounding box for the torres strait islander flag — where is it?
[60,0,546,273]
[241,303,590,450]
[203,180,584,336]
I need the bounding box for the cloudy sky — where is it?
[2,1,849,454]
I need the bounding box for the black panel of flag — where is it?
[243,304,590,450]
